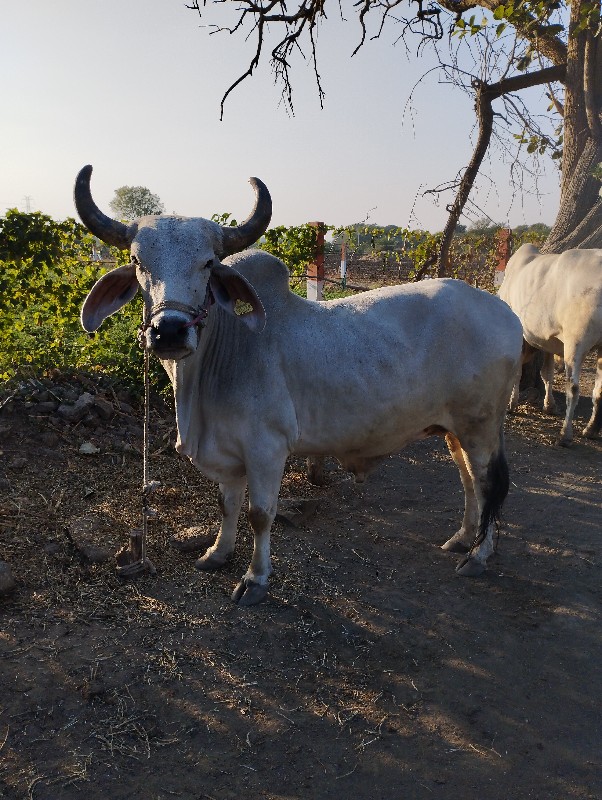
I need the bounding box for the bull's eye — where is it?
[203,259,214,271]
[132,256,148,274]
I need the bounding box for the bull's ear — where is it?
[81,264,139,332]
[210,263,266,332]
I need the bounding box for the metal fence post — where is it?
[340,232,348,288]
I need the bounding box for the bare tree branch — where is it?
[188,1,572,258]
[435,63,565,276]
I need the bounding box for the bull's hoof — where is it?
[441,539,470,554]
[194,551,230,572]
[556,436,572,448]
[582,426,600,440]
[231,579,268,606]
[456,557,486,577]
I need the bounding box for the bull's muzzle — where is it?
[149,316,196,360]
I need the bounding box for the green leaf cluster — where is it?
[455,2,564,42]
[454,14,488,38]
[0,210,152,387]
[574,2,602,35]
[513,127,562,159]
[211,212,239,227]
[257,224,322,275]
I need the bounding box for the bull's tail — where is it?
[471,429,510,553]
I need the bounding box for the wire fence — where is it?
[289,273,372,294]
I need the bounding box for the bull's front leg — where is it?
[195,476,247,571]
[231,457,286,606]
[541,351,557,414]
[558,347,584,446]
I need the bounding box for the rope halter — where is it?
[137,285,215,348]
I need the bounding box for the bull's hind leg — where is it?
[231,454,287,606]
[448,429,509,577]
[195,476,247,571]
[583,347,602,439]
[441,433,478,554]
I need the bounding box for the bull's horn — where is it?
[74,165,136,249]
[220,177,272,257]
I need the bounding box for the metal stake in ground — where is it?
[115,334,158,577]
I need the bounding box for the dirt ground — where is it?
[0,328,601,798]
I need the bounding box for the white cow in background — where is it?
[498,243,602,446]
[75,165,523,605]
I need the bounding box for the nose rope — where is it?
[137,287,215,347]
[181,306,210,328]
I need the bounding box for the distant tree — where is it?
[109,186,164,221]
[469,217,503,234]
[528,222,552,238]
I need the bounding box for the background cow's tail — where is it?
[471,428,510,552]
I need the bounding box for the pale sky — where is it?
[1,1,560,232]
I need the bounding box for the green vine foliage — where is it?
[257,224,322,275]
[0,210,149,386]
[1,210,548,390]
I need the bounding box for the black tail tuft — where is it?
[471,437,510,552]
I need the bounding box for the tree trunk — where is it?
[544,1,602,252]
[517,2,602,395]
[435,66,565,276]
[437,80,495,277]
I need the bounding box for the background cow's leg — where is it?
[508,374,521,412]
[195,477,247,571]
[454,429,509,577]
[509,340,536,411]
[231,457,286,606]
[441,433,478,554]
[306,455,326,486]
[559,344,585,446]
[583,346,602,438]
[541,351,557,414]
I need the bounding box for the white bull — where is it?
[75,165,523,605]
[498,243,602,446]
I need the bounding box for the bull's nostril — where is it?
[151,318,189,349]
